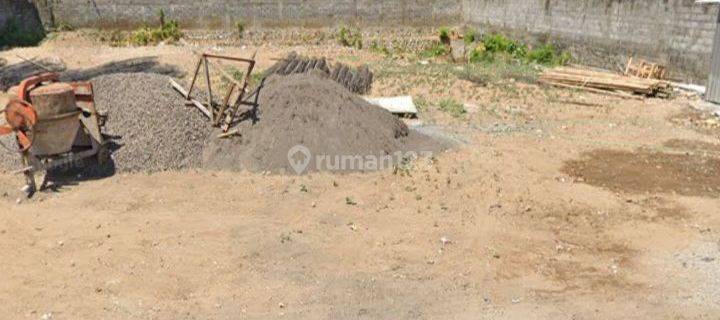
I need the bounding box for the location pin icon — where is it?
[287,145,311,174]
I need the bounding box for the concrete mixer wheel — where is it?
[96,144,111,167]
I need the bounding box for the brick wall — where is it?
[462,0,719,82]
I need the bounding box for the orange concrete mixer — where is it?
[0,73,108,196]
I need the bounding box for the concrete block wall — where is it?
[42,0,461,29]
[7,0,717,80]
[462,0,719,82]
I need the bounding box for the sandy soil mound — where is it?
[204,72,442,174]
[92,73,210,172]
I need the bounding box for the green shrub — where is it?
[525,44,555,64]
[235,20,246,38]
[128,12,182,46]
[464,29,477,45]
[438,98,466,118]
[464,33,572,66]
[468,44,489,63]
[525,44,572,65]
[439,27,450,44]
[370,41,392,57]
[420,43,449,58]
[159,9,166,26]
[337,25,362,49]
[556,51,572,65]
[482,34,526,59]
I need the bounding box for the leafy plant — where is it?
[370,41,392,57]
[420,43,449,58]
[557,51,572,65]
[525,44,572,65]
[235,20,246,38]
[438,27,451,44]
[128,10,182,46]
[464,29,477,45]
[464,33,571,66]
[337,25,362,49]
[468,44,489,63]
[438,98,467,118]
[482,34,527,59]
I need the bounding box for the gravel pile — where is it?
[203,72,441,174]
[0,72,209,173]
[92,73,210,172]
[0,134,22,173]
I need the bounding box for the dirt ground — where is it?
[1,31,720,319]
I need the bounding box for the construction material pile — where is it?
[263,52,373,94]
[92,73,211,172]
[539,66,672,98]
[203,72,436,173]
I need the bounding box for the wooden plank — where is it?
[203,56,214,115]
[186,56,204,99]
[538,80,643,100]
[169,79,213,119]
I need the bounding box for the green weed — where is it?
[235,20,246,38]
[464,29,477,45]
[482,34,527,60]
[370,41,392,57]
[466,33,571,66]
[438,98,467,118]
[419,43,449,58]
[525,43,571,65]
[414,96,430,112]
[127,10,182,46]
[337,25,363,49]
[438,27,451,44]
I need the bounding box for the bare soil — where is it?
[1,31,720,319]
[563,149,720,197]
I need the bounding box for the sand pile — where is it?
[204,72,440,173]
[92,73,210,172]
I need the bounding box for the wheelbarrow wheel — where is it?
[96,144,111,166]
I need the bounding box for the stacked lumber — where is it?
[539,66,672,99]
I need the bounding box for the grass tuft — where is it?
[337,25,363,49]
[438,98,467,118]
